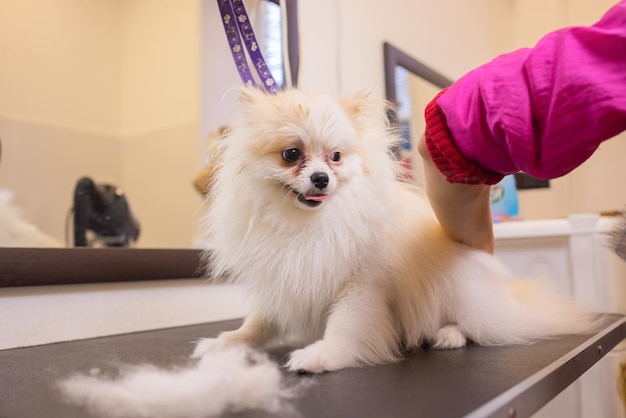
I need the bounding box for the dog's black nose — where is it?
[311,172,329,189]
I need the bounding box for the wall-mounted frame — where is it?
[383,42,453,184]
[383,42,453,126]
[383,41,549,190]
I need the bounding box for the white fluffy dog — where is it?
[193,88,597,373]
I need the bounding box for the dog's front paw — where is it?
[432,325,467,350]
[286,340,356,374]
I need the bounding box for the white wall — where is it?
[0,280,248,350]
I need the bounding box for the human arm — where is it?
[418,135,494,253]
[421,0,626,251]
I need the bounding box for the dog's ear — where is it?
[341,92,391,116]
[339,92,391,126]
[236,86,267,106]
[235,87,277,119]
[339,92,371,116]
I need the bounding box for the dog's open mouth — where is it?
[297,193,328,207]
[289,188,329,208]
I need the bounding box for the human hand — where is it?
[417,134,495,254]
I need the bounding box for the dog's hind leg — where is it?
[431,324,468,349]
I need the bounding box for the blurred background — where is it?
[0,0,623,248]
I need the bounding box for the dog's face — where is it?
[233,88,365,211]
[273,140,343,209]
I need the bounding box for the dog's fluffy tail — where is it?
[453,252,601,346]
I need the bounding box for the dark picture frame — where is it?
[383,41,453,126]
[383,41,549,190]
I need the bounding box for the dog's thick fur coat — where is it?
[194,88,597,373]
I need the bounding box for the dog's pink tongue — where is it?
[305,194,329,202]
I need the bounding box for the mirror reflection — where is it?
[383,42,453,188]
[394,66,449,188]
[0,0,298,249]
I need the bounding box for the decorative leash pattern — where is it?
[217,0,281,94]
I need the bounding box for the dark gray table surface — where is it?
[1,314,625,418]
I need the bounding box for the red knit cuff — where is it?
[424,89,504,185]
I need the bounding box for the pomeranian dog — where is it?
[193,87,597,373]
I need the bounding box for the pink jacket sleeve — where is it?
[424,0,626,185]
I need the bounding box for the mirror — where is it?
[383,42,549,192]
[383,42,453,188]
[0,0,299,252]
[0,0,299,286]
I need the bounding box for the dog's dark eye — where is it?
[282,148,301,163]
[330,151,341,163]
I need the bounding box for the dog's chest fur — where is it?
[210,190,391,342]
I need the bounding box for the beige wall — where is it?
[0,119,123,243]
[0,0,123,244]
[0,0,622,249]
[0,0,203,248]
[121,124,202,248]
[0,0,122,135]
[119,0,201,138]
[334,0,511,95]
[118,0,203,248]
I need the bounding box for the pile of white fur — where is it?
[0,190,59,247]
[58,346,300,418]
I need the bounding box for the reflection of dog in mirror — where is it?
[193,125,229,197]
[193,87,597,373]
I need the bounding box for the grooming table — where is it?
[1,314,625,418]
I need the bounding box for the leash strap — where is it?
[217,0,281,94]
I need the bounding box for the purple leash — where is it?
[217,0,281,94]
